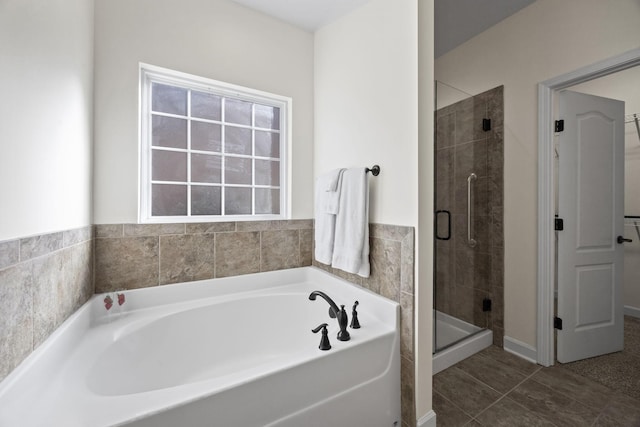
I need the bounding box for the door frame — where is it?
[536,47,640,367]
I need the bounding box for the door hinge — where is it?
[554,316,563,330]
[482,298,492,312]
[555,217,564,231]
[482,118,491,132]
[555,119,565,132]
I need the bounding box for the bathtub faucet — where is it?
[308,291,350,341]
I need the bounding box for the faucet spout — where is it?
[308,291,350,341]
[308,291,340,318]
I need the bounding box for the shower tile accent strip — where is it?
[313,224,416,427]
[0,226,94,382]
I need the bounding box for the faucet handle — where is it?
[312,323,331,351]
[311,323,328,333]
[336,305,350,341]
[350,301,361,329]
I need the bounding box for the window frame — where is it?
[139,63,292,223]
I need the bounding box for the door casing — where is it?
[537,47,640,367]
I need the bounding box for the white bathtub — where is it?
[0,267,400,427]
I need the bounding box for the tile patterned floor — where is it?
[433,317,640,426]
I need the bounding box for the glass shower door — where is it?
[433,81,502,353]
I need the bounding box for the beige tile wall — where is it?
[0,226,93,382]
[93,220,314,292]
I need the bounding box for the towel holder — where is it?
[366,165,381,176]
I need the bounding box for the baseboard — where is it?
[624,305,640,319]
[417,410,437,427]
[503,335,538,364]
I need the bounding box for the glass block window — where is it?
[140,65,289,222]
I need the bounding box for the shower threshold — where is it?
[433,310,493,375]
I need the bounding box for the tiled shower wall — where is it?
[435,85,504,346]
[0,226,93,381]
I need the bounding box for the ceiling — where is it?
[229,0,371,33]
[435,0,536,57]
[230,0,536,58]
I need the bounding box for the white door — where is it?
[557,90,625,363]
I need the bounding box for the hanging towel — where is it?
[314,168,345,265]
[320,168,345,215]
[331,168,370,278]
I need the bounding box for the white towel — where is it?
[321,168,345,215]
[314,169,345,265]
[324,168,344,192]
[331,168,370,277]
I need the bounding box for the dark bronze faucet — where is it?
[308,291,350,341]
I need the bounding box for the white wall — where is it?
[435,0,640,348]
[0,0,94,241]
[314,0,427,421]
[93,0,314,223]
[314,0,419,227]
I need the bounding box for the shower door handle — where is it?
[435,210,451,241]
[467,173,477,248]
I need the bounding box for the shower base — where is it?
[433,310,493,375]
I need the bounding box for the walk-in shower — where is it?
[433,82,504,374]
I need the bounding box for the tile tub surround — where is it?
[94,220,314,292]
[3,220,413,423]
[313,223,416,427]
[0,226,94,382]
[435,85,504,347]
[95,220,414,423]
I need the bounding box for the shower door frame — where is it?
[536,47,640,367]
